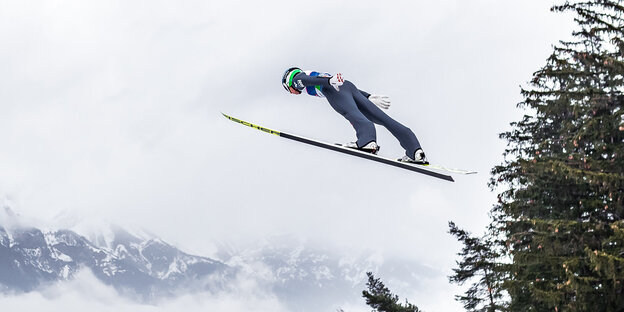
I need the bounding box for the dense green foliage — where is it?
[450,1,624,311]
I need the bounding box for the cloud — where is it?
[0,0,577,311]
[0,268,288,312]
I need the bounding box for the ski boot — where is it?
[398,148,429,165]
[343,141,380,155]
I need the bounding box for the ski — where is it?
[222,113,459,182]
[332,144,476,175]
[423,164,476,175]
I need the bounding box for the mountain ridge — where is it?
[0,207,430,311]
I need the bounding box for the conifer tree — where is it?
[488,1,624,311]
[448,222,506,312]
[362,272,422,312]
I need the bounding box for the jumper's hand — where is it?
[329,73,344,91]
[369,94,391,109]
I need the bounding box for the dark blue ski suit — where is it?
[292,71,422,158]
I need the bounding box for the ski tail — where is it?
[222,113,281,136]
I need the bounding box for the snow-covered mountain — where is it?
[0,207,430,311]
[217,236,434,311]
[0,206,230,300]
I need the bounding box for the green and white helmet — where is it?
[282,67,303,94]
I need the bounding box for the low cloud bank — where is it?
[0,269,288,312]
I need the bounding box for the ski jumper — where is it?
[292,71,422,158]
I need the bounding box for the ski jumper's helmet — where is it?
[282,67,303,94]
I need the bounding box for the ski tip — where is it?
[455,170,478,175]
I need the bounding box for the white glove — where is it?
[329,73,344,91]
[369,94,391,109]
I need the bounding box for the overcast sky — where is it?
[0,0,575,311]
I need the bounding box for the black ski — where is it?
[222,113,454,182]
